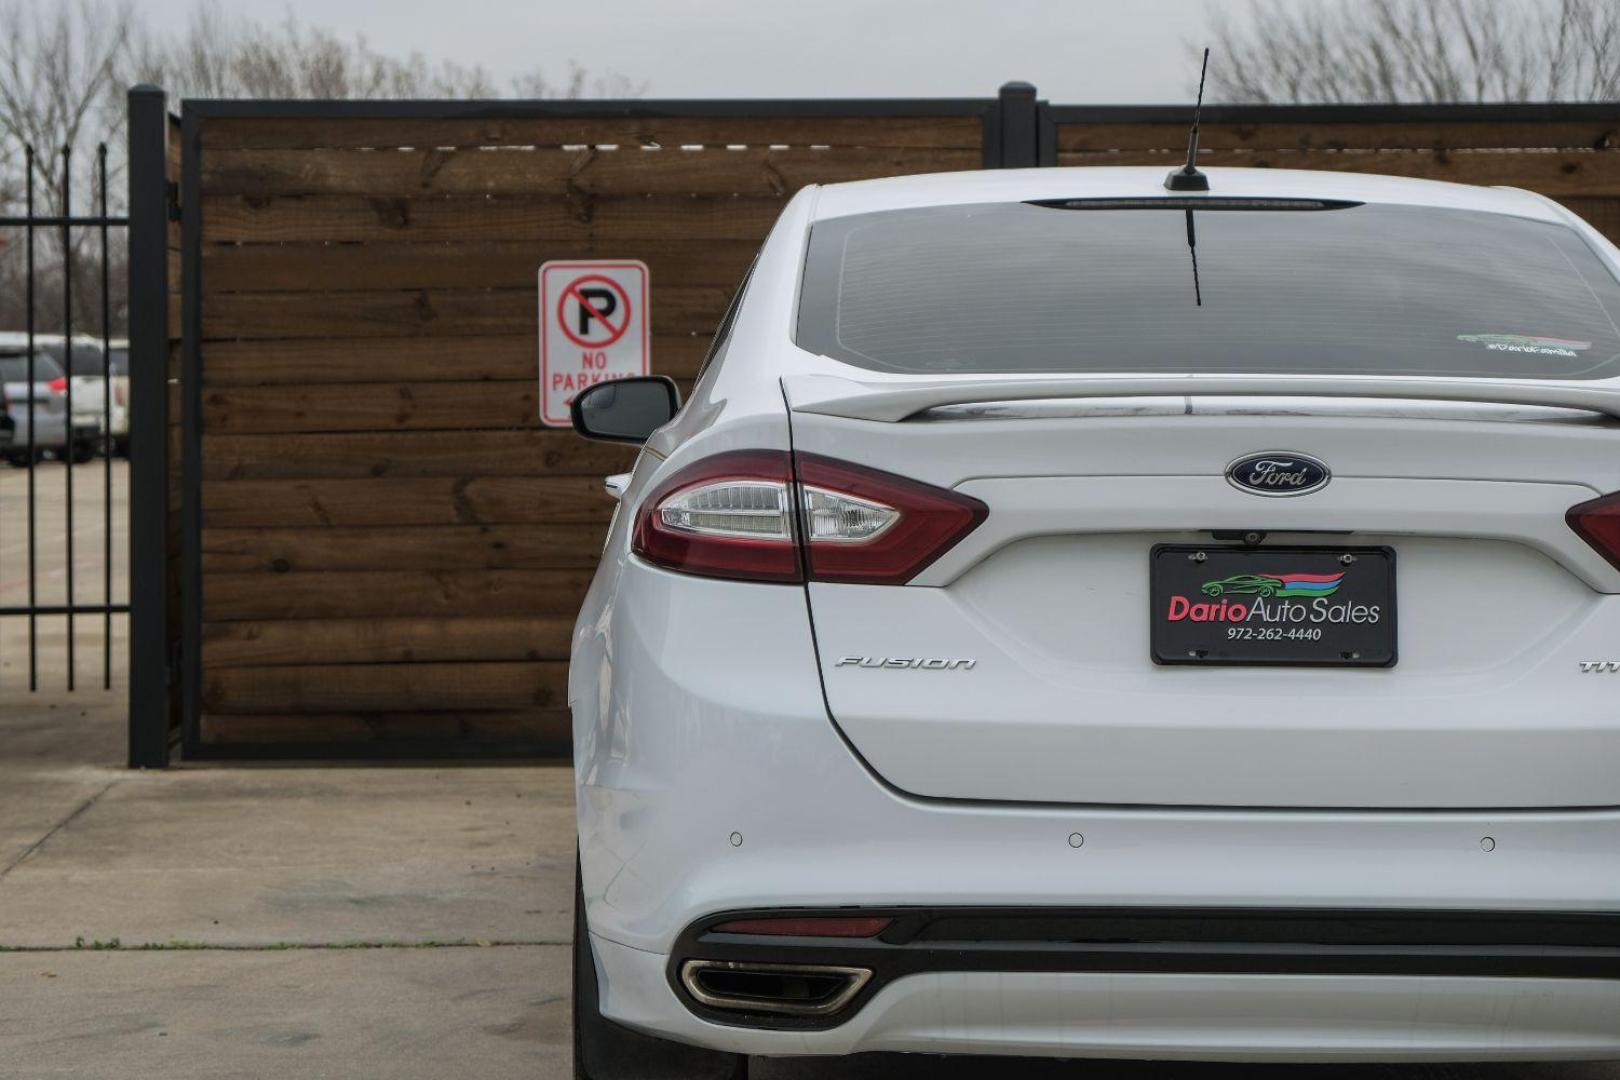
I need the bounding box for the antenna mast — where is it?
[1165,48,1211,192]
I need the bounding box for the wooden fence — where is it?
[128,88,1620,761]
[173,97,1003,757]
[126,87,184,766]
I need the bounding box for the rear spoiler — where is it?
[783,373,1620,423]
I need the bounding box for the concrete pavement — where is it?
[0,459,128,696]
[1,946,568,1080]
[3,695,1620,1078]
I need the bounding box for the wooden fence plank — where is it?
[202,660,569,713]
[1052,148,1620,196]
[204,569,594,620]
[1054,119,1620,153]
[202,616,574,666]
[199,115,987,151]
[1558,196,1620,244]
[204,381,542,432]
[202,285,729,339]
[201,523,607,572]
[201,476,614,527]
[202,145,978,198]
[200,710,571,744]
[200,334,709,386]
[200,194,787,243]
[202,240,757,293]
[200,429,636,479]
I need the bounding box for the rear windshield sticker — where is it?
[1457,333,1592,357]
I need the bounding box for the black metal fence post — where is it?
[100,144,113,690]
[24,147,38,690]
[178,102,202,759]
[127,84,172,768]
[995,81,1040,168]
[60,143,76,690]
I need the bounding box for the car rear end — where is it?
[104,341,131,454]
[39,338,112,455]
[571,169,1620,1063]
[0,350,73,460]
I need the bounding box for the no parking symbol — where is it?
[539,260,650,426]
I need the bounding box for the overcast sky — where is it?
[130,0,1261,102]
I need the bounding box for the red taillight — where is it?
[631,451,987,585]
[47,376,66,395]
[797,454,987,585]
[710,916,893,938]
[1569,491,1620,571]
[632,450,802,583]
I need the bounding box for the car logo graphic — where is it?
[1200,572,1345,598]
[1226,451,1331,497]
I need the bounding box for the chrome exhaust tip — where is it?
[679,959,872,1017]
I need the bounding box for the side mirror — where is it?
[570,376,681,444]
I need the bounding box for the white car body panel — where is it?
[789,409,1620,807]
[807,166,1573,223]
[570,168,1620,1060]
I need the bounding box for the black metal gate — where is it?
[0,143,129,694]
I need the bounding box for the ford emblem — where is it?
[1226,451,1331,497]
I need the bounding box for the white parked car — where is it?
[565,167,1620,1076]
[32,334,128,457]
[0,343,99,465]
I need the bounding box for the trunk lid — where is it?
[788,382,1620,809]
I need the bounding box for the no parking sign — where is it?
[539,260,650,426]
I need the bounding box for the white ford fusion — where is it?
[566,166,1620,1078]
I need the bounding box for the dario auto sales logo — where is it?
[1167,570,1380,625]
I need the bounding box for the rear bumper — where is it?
[594,930,1620,1061]
[671,907,1620,1029]
[4,415,68,449]
[574,562,1620,1060]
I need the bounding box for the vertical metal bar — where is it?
[179,104,203,756]
[100,144,112,690]
[61,143,75,691]
[980,98,1002,170]
[127,85,172,768]
[25,146,37,692]
[995,82,1039,169]
[1037,101,1058,167]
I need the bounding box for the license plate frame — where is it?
[1150,545,1397,667]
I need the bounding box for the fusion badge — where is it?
[836,657,976,670]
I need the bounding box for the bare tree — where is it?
[0,0,131,211]
[123,3,645,101]
[0,0,642,333]
[0,0,133,334]
[1209,0,1620,103]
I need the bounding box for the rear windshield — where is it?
[0,352,65,382]
[796,200,1620,380]
[38,342,106,376]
